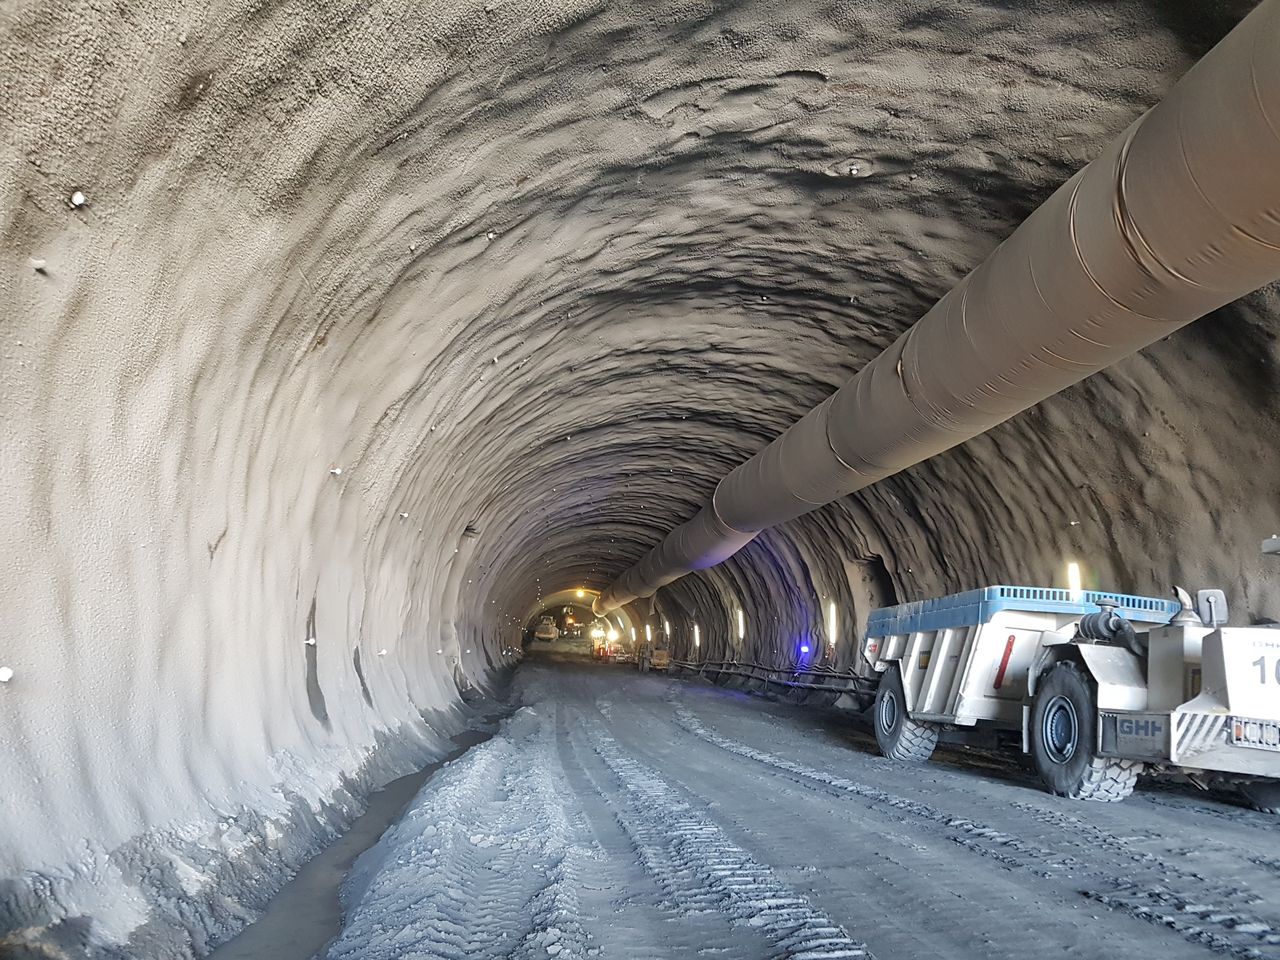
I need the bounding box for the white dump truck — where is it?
[863,582,1280,810]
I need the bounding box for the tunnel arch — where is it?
[3,0,1280,955]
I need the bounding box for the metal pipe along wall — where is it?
[595,0,1280,616]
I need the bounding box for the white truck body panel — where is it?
[1146,622,1211,711]
[1077,645,1148,712]
[864,587,1175,729]
[865,585,1280,781]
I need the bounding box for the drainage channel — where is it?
[207,724,499,960]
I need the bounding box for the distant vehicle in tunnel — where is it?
[862,583,1280,810]
[638,639,670,673]
[533,616,559,641]
[592,623,629,660]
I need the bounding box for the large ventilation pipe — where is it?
[596,0,1280,616]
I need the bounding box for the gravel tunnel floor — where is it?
[206,723,504,960]
[321,652,1280,960]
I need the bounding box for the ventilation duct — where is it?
[596,0,1280,615]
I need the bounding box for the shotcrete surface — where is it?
[2,0,1278,955]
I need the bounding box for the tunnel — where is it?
[2,0,1280,957]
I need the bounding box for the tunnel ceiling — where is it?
[3,0,1280,952]
[5,0,1277,639]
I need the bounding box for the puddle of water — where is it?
[207,726,495,960]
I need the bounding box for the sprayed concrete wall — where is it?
[1,0,1277,956]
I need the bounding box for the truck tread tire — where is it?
[1031,661,1141,802]
[874,667,938,762]
[1239,781,1280,814]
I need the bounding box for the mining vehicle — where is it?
[863,574,1280,811]
[639,641,671,673]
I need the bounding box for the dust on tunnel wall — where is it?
[2,0,1279,955]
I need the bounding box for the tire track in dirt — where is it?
[573,710,877,960]
[666,682,1280,885]
[552,699,765,960]
[607,688,1106,959]
[1139,788,1280,836]
[671,701,1280,959]
[326,708,591,960]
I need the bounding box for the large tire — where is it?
[1031,661,1141,802]
[1239,781,1280,814]
[874,667,938,762]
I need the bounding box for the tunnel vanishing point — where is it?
[2,0,1280,956]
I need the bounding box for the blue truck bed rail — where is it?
[865,585,1179,639]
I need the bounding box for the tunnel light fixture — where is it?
[631,627,637,642]
[576,589,585,598]
[663,618,670,635]
[736,608,745,641]
[693,624,700,648]
[827,600,838,645]
[1067,561,1083,601]
[800,644,811,655]
[645,624,652,642]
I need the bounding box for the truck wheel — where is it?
[1031,661,1141,802]
[1239,781,1280,814]
[874,667,938,762]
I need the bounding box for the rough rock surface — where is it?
[1,0,1277,956]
